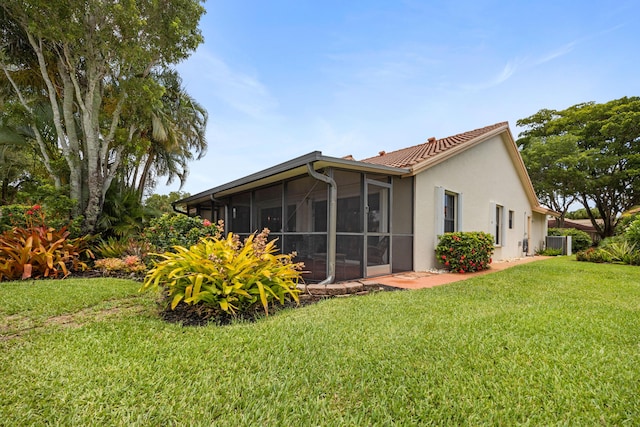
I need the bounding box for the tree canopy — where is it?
[517,97,640,238]
[0,0,206,233]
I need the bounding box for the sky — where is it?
[159,0,640,196]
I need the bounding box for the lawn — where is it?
[1,257,639,426]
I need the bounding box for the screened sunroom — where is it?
[175,152,414,283]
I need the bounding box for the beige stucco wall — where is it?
[413,133,547,271]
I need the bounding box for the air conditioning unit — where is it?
[545,235,572,256]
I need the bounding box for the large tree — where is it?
[517,97,640,238]
[124,69,207,200]
[518,134,584,227]
[0,0,205,232]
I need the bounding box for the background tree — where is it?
[518,134,583,227]
[566,208,602,220]
[0,97,61,204]
[517,97,640,238]
[144,191,191,216]
[0,0,205,233]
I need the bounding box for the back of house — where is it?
[177,122,554,282]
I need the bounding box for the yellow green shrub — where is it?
[140,228,303,317]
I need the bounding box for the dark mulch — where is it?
[70,269,145,281]
[362,283,406,293]
[161,284,405,327]
[160,294,333,327]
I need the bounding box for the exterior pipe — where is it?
[210,194,229,233]
[306,162,337,285]
[172,203,188,215]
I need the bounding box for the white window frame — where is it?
[444,191,457,233]
[494,204,504,246]
[435,187,463,243]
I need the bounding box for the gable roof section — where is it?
[360,122,508,169]
[360,122,556,216]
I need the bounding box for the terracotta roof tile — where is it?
[359,122,509,169]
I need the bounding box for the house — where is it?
[548,218,603,244]
[175,122,555,283]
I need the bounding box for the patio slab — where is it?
[358,256,551,290]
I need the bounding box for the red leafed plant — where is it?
[0,205,93,281]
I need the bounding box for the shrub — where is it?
[537,248,563,256]
[548,228,592,252]
[6,185,82,236]
[435,232,495,273]
[142,214,220,253]
[576,247,612,263]
[615,210,640,235]
[95,237,152,260]
[599,238,637,264]
[95,237,130,259]
[0,223,93,281]
[94,256,146,275]
[140,227,303,318]
[627,251,640,266]
[0,205,93,281]
[625,218,640,248]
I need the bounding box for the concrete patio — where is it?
[299,256,551,295]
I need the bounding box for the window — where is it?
[284,176,327,232]
[230,193,251,233]
[509,210,514,229]
[334,170,362,233]
[495,205,504,245]
[254,185,283,231]
[444,192,457,233]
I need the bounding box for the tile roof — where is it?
[359,122,509,169]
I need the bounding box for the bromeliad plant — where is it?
[0,205,94,281]
[435,231,495,273]
[140,225,303,317]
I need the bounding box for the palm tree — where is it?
[131,70,207,200]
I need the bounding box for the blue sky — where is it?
[161,0,640,195]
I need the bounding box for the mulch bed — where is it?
[161,283,405,327]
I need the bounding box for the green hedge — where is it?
[435,232,495,273]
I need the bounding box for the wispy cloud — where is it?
[534,41,577,65]
[177,49,279,121]
[461,58,523,91]
[534,23,625,66]
[494,60,518,84]
[326,47,441,85]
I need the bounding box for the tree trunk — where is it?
[137,152,156,201]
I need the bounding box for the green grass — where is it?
[1,257,639,425]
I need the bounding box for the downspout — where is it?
[172,203,188,215]
[210,194,228,234]
[306,163,337,284]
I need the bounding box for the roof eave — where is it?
[403,123,509,177]
[404,124,555,216]
[175,151,409,205]
[534,206,560,217]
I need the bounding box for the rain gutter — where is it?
[306,162,337,285]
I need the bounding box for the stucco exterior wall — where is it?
[413,133,547,271]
